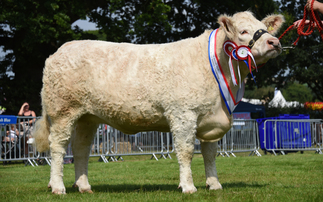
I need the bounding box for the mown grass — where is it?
[0,152,322,202]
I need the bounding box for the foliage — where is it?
[0,153,322,201]
[0,0,103,115]
[281,82,313,102]
[251,0,323,102]
[0,105,5,114]
[244,85,275,100]
[85,30,107,41]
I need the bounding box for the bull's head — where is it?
[218,11,285,65]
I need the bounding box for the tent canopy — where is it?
[268,89,300,108]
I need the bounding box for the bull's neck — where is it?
[215,28,249,99]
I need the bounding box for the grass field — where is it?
[0,152,322,202]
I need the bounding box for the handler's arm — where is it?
[307,0,323,14]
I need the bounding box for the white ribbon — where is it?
[208,29,245,115]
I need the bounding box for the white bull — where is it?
[33,11,284,194]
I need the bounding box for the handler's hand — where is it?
[293,19,310,29]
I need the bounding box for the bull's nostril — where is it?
[268,40,274,45]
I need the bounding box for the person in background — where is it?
[5,124,19,142]
[18,102,37,157]
[18,102,36,143]
[18,102,36,119]
[294,0,323,28]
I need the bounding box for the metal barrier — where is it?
[194,119,261,157]
[2,116,322,166]
[0,116,43,166]
[263,119,323,155]
[89,125,174,162]
[227,119,261,156]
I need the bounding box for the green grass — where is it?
[0,152,322,202]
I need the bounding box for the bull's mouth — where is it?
[273,44,283,52]
[266,43,283,55]
[265,44,283,57]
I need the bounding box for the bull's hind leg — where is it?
[48,117,75,194]
[71,117,98,193]
[201,141,222,190]
[169,110,198,193]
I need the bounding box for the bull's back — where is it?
[42,34,221,134]
[42,40,189,132]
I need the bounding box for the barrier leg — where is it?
[45,157,51,166]
[25,159,35,167]
[315,149,322,154]
[150,153,158,161]
[116,156,124,161]
[229,152,236,157]
[99,155,109,163]
[224,152,230,157]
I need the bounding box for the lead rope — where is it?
[279,0,323,46]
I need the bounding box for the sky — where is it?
[72,17,98,31]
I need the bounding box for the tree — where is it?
[0,0,107,114]
[89,0,279,44]
[0,0,279,115]
[282,82,313,102]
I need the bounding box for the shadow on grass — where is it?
[222,181,268,189]
[66,184,180,193]
[66,182,267,193]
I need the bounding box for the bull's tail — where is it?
[33,110,50,152]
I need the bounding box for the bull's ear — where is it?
[218,14,236,39]
[261,14,285,35]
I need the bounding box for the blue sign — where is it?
[0,115,17,125]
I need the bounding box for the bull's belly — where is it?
[108,118,170,134]
[196,111,233,142]
[93,107,170,134]
[196,127,230,142]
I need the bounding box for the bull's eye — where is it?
[240,30,248,35]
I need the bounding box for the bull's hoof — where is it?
[80,189,93,194]
[49,182,66,194]
[73,182,93,193]
[178,184,197,193]
[52,189,66,194]
[206,183,223,190]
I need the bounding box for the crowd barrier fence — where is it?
[1,116,322,166]
[261,119,323,155]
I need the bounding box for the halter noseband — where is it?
[248,29,268,49]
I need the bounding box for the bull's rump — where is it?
[42,38,212,133]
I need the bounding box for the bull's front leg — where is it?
[169,111,197,193]
[201,141,222,190]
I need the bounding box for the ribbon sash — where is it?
[208,29,245,114]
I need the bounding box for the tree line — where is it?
[0,0,322,116]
